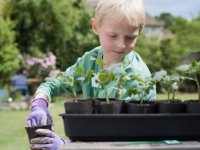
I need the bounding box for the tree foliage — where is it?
[136,33,182,73]
[156,13,175,28]
[0,2,20,86]
[136,13,200,74]
[173,17,200,53]
[157,13,200,54]
[3,0,98,70]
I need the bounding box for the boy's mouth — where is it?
[114,51,125,54]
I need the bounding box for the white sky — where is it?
[144,0,200,20]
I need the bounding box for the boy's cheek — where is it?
[101,40,114,52]
[131,39,138,47]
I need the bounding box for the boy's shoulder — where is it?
[75,46,102,67]
[125,50,143,63]
[81,46,103,60]
[124,50,151,75]
[84,46,102,56]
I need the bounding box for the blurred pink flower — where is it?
[26,58,35,66]
[47,52,56,66]
[24,52,58,78]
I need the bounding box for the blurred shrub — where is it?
[0,2,20,86]
[135,33,182,73]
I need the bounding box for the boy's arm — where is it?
[26,65,81,127]
[34,59,84,102]
[26,63,79,127]
[27,48,99,127]
[34,93,48,99]
[34,48,100,102]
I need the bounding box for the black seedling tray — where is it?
[59,114,200,141]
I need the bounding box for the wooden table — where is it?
[60,141,200,150]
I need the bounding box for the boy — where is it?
[28,0,156,149]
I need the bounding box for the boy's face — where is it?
[92,16,140,65]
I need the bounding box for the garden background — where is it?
[0,0,200,149]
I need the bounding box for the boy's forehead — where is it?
[105,28,139,35]
[105,14,139,26]
[101,15,140,34]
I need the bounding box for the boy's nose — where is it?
[117,39,126,49]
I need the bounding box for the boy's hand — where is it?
[30,129,65,150]
[27,98,52,126]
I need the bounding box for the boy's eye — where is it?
[126,36,136,39]
[109,35,117,38]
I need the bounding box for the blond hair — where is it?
[95,0,146,31]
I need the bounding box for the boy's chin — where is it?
[110,55,125,63]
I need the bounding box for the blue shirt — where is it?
[11,74,28,91]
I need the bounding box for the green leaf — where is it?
[83,70,94,83]
[153,70,167,81]
[128,88,138,96]
[56,72,64,77]
[120,76,129,83]
[108,73,116,81]
[176,64,190,72]
[98,72,108,84]
[96,58,105,67]
[76,66,83,74]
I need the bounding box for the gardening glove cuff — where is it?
[31,98,49,109]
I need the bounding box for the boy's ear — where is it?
[91,18,99,35]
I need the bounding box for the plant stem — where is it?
[172,90,175,100]
[95,84,101,99]
[172,79,184,100]
[140,98,144,105]
[167,87,170,101]
[116,83,120,99]
[72,89,77,103]
[140,91,144,105]
[105,87,109,104]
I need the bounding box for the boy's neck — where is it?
[103,57,123,70]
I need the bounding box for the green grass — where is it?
[0,93,198,149]
[157,92,198,101]
[0,110,30,150]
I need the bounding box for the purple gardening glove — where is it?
[27,98,53,127]
[30,129,66,150]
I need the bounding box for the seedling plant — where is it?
[176,60,200,101]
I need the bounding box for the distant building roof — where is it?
[145,14,164,27]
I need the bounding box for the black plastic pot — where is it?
[95,99,124,114]
[186,100,200,113]
[25,124,53,142]
[64,99,94,114]
[126,101,157,114]
[157,100,185,113]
